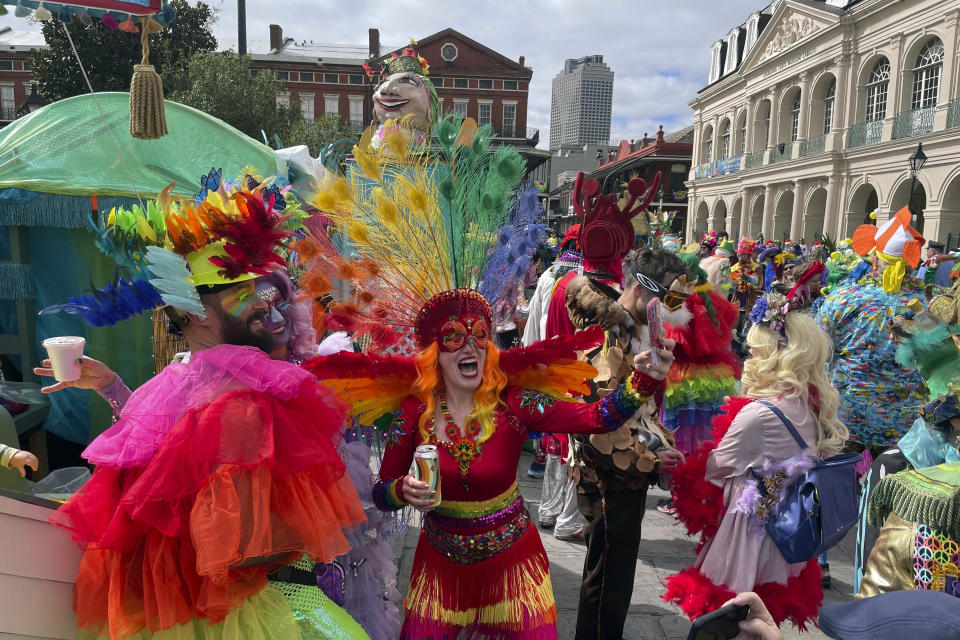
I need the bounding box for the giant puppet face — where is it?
[372,71,433,131]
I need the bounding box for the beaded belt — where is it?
[424,497,530,565]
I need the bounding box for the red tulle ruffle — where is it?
[662,560,823,630]
[51,386,366,638]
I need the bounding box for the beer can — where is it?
[414,444,442,506]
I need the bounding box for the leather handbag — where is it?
[753,400,860,564]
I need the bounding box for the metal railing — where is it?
[744,149,766,169]
[847,119,884,149]
[768,142,794,164]
[799,134,826,158]
[893,106,935,139]
[949,100,960,129]
[694,155,743,179]
[0,107,15,121]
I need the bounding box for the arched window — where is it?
[703,126,713,162]
[720,120,730,159]
[738,114,747,155]
[912,38,944,110]
[866,58,890,121]
[823,79,836,134]
[790,93,801,142]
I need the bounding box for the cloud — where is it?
[0,0,762,145]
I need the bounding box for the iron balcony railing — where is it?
[798,134,826,158]
[893,106,935,140]
[744,149,766,170]
[847,119,884,149]
[948,100,960,129]
[0,107,15,121]
[768,142,794,164]
[695,155,743,179]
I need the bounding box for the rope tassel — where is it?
[129,17,167,140]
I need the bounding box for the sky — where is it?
[0,0,764,146]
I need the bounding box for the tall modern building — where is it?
[549,55,614,150]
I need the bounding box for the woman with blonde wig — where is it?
[664,293,848,630]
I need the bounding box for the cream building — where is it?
[686,0,960,248]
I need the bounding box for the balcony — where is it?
[694,155,743,179]
[744,149,766,169]
[0,107,15,121]
[847,120,883,149]
[768,142,794,164]
[949,100,960,129]
[798,134,826,158]
[893,106,935,140]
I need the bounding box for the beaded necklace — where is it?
[432,395,482,489]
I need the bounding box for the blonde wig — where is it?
[743,313,849,456]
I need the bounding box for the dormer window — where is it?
[709,40,724,83]
[725,28,740,74]
[745,12,760,54]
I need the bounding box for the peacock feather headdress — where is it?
[294,113,533,353]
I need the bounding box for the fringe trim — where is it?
[0,263,34,300]
[662,559,822,630]
[869,468,960,540]
[405,525,557,630]
[0,190,138,229]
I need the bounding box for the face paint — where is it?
[255,280,292,345]
[220,282,259,318]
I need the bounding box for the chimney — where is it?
[518,55,525,66]
[369,28,380,58]
[269,24,283,52]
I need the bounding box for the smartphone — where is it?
[647,297,663,367]
[687,603,750,640]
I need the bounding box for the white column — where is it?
[762,183,776,239]
[768,87,781,147]
[740,187,752,238]
[797,72,812,141]
[744,97,756,154]
[823,175,841,240]
[790,180,804,241]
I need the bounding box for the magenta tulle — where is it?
[854,448,874,477]
[83,344,317,468]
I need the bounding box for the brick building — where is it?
[244,26,540,145]
[0,27,46,124]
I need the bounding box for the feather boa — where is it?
[663,560,822,629]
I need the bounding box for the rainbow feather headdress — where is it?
[295,113,541,352]
[42,173,301,327]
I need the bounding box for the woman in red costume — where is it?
[296,112,674,639]
[663,286,847,631]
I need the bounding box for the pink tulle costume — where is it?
[83,344,314,469]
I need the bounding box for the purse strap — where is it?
[756,400,809,450]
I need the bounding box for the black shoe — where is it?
[820,562,831,589]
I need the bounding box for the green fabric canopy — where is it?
[0,92,284,202]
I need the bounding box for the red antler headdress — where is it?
[573,170,662,281]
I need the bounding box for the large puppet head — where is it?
[366,47,438,132]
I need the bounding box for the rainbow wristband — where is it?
[597,371,662,429]
[372,477,408,511]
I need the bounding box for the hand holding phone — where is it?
[687,603,750,640]
[647,297,663,367]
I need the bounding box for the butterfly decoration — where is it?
[194,167,222,203]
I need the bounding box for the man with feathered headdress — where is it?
[41,186,371,638]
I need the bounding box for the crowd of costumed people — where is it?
[5,41,960,640]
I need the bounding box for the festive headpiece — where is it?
[748,262,826,345]
[414,288,493,350]
[572,170,661,281]
[852,206,924,293]
[715,240,735,257]
[561,223,581,250]
[42,176,297,327]
[737,237,757,254]
[660,234,680,253]
[363,43,430,77]
[700,230,719,250]
[294,113,533,353]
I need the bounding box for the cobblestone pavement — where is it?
[395,452,855,640]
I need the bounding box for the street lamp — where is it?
[908,142,927,220]
[25,84,46,113]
